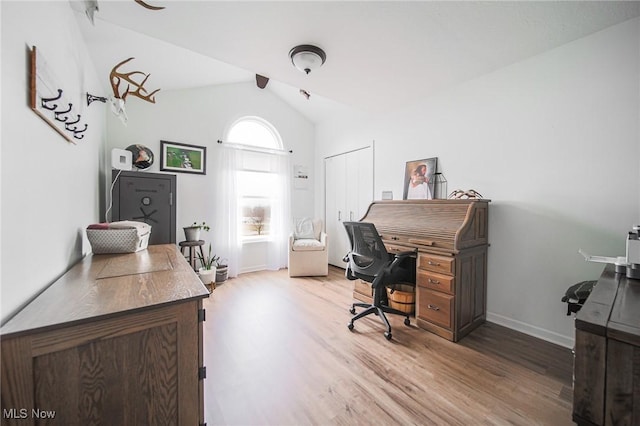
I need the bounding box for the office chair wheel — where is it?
[349,307,356,315]
[404,318,410,326]
[347,322,354,331]
[384,331,392,340]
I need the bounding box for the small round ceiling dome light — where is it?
[289,44,326,75]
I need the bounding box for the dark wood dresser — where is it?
[573,264,640,425]
[0,244,210,425]
[356,199,489,342]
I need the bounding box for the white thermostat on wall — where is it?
[111,148,132,171]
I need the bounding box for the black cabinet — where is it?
[111,170,176,244]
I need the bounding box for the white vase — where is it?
[198,267,216,285]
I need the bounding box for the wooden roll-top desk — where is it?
[358,199,490,342]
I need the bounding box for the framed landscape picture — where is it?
[160,140,206,175]
[403,157,437,200]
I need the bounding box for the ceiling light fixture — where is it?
[289,45,326,75]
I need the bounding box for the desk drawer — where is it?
[418,253,454,275]
[417,288,453,329]
[353,280,373,304]
[354,280,372,297]
[384,243,413,255]
[417,270,454,295]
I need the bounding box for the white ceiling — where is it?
[74,0,640,123]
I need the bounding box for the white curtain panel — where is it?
[213,145,241,278]
[266,152,292,270]
[213,145,292,275]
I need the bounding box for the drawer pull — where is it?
[428,261,440,266]
[428,304,440,311]
[428,278,440,285]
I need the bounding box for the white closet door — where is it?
[325,147,373,267]
[346,147,373,222]
[325,154,347,266]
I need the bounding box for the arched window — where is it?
[225,117,287,240]
[227,116,283,150]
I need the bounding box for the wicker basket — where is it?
[86,221,151,254]
[385,283,416,314]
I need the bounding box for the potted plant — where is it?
[215,257,229,283]
[184,221,209,242]
[197,244,219,289]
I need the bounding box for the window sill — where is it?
[242,236,271,244]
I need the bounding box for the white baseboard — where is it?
[239,265,267,274]
[487,312,574,349]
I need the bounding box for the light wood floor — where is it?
[203,266,574,425]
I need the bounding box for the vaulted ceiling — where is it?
[74,0,640,123]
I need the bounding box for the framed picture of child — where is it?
[402,157,438,200]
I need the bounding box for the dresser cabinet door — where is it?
[1,302,202,425]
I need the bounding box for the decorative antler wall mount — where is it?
[80,0,165,25]
[110,57,161,104]
[134,0,166,11]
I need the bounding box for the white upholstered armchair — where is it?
[288,218,328,277]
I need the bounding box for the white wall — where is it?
[106,82,315,272]
[1,1,106,322]
[3,3,636,346]
[316,18,640,348]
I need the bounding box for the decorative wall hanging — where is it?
[83,0,99,25]
[86,93,107,105]
[449,189,483,199]
[160,140,207,175]
[126,144,154,170]
[78,1,164,26]
[29,46,88,144]
[402,157,437,200]
[87,91,128,125]
[293,165,309,189]
[134,0,166,10]
[110,57,160,104]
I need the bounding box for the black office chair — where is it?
[343,221,416,340]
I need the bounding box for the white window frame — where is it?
[226,116,283,150]
[226,117,284,242]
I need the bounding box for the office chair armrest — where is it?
[345,263,357,280]
[392,250,417,259]
[384,249,417,275]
